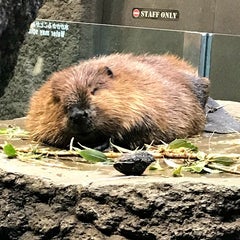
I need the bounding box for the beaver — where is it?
[26,53,209,149]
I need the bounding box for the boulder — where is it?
[0,0,43,97]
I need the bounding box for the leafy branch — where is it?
[0,126,240,176]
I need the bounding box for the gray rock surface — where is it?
[0,170,240,240]
[37,0,103,22]
[0,0,43,97]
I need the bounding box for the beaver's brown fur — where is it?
[26,53,209,149]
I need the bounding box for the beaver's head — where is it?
[48,59,151,148]
[49,64,116,148]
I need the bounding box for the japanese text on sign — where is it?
[28,20,69,38]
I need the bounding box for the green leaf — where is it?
[168,139,198,152]
[75,148,108,163]
[208,156,235,166]
[3,142,17,158]
[0,129,8,134]
[149,161,163,171]
[173,166,183,177]
[183,161,206,173]
[0,127,29,138]
[196,151,206,161]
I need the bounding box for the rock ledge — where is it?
[0,168,240,240]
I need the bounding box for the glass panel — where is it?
[208,34,240,101]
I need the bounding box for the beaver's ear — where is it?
[99,66,113,78]
[105,66,113,78]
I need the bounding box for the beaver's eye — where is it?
[63,104,70,114]
[91,87,99,95]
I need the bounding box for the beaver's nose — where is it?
[69,107,88,124]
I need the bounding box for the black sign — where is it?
[132,8,179,21]
[28,20,69,38]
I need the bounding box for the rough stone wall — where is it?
[0,170,240,240]
[37,0,103,22]
[0,21,98,119]
[0,0,104,120]
[0,0,43,97]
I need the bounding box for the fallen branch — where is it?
[207,163,240,175]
